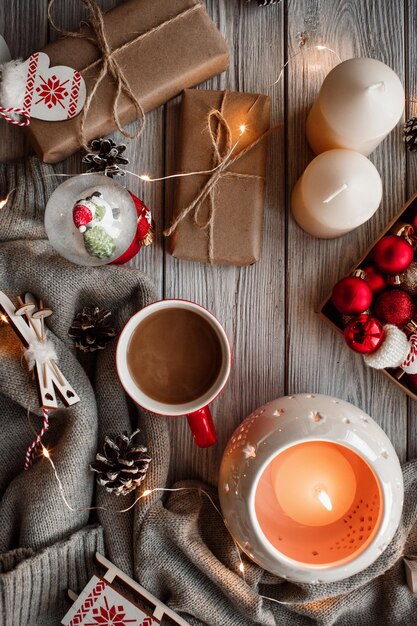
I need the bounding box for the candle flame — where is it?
[317,488,333,511]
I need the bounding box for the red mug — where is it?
[116,299,231,447]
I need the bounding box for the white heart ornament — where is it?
[21,52,86,121]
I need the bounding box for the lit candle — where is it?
[255,440,383,567]
[306,58,404,156]
[291,149,382,238]
[269,442,357,526]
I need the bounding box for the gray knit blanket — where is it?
[0,157,417,626]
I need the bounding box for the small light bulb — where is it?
[0,314,8,323]
[42,447,50,459]
[239,124,246,135]
[0,199,7,209]
[140,174,151,182]
[142,489,152,497]
[239,562,245,573]
[316,45,326,51]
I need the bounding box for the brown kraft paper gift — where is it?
[168,89,271,265]
[26,0,229,163]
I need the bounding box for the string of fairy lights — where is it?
[40,444,293,606]
[0,43,343,607]
[0,43,342,209]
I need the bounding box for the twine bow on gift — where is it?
[163,93,281,263]
[48,0,204,150]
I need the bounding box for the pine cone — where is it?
[83,225,116,259]
[404,117,417,152]
[90,430,151,496]
[69,306,116,352]
[82,138,129,177]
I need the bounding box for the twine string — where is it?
[47,0,203,149]
[163,93,281,262]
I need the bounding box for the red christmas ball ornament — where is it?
[373,235,414,274]
[374,289,415,327]
[362,264,386,294]
[344,315,384,354]
[112,193,154,265]
[331,276,373,315]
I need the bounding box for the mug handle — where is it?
[186,406,217,448]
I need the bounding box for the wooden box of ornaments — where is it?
[320,190,417,401]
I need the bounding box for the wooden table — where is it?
[0,0,414,487]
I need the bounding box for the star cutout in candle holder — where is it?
[243,443,257,459]
[309,411,325,423]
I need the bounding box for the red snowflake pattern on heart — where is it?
[35,74,69,109]
[85,596,137,626]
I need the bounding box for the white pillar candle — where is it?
[291,149,382,239]
[306,58,404,156]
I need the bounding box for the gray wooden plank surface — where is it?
[0,0,413,487]
[164,0,285,484]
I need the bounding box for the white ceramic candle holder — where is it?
[219,394,403,583]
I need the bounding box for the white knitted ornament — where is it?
[400,334,417,374]
[364,324,409,369]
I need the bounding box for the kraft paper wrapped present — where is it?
[166,89,271,265]
[26,0,229,163]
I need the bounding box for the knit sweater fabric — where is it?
[1,157,417,626]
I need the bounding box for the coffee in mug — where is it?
[116,300,231,447]
[126,308,223,405]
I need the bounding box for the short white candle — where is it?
[306,58,404,156]
[291,149,382,239]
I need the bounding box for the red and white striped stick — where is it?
[24,408,50,471]
[0,106,30,127]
